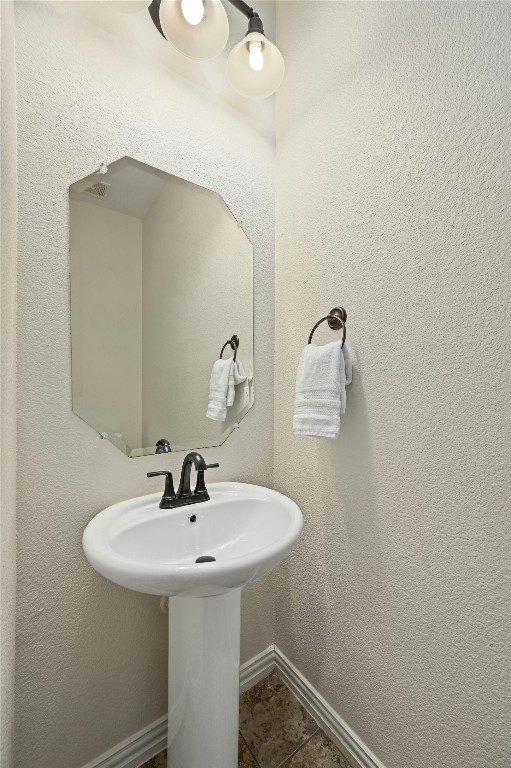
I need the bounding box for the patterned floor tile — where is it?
[282,730,353,768]
[139,738,259,767]
[139,749,167,768]
[239,734,259,767]
[239,672,318,768]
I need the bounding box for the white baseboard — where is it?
[240,643,277,693]
[80,716,167,768]
[270,647,386,768]
[83,644,385,768]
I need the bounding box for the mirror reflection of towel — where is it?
[227,360,247,406]
[207,359,247,422]
[206,359,232,421]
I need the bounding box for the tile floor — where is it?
[141,672,354,768]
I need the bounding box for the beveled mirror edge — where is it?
[69,156,253,242]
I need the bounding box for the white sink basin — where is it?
[82,482,303,598]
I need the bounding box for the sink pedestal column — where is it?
[168,588,241,768]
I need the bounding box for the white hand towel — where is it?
[340,343,352,413]
[206,358,233,422]
[293,340,350,439]
[227,360,247,406]
[343,344,352,386]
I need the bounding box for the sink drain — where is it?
[195,555,216,563]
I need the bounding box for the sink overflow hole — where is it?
[188,514,197,524]
[195,555,216,563]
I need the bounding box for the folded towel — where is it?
[207,359,248,421]
[234,359,247,384]
[293,341,352,439]
[206,359,233,422]
[340,343,352,413]
[343,344,352,386]
[227,360,247,406]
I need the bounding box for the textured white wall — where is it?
[13,2,275,766]
[274,3,511,768]
[0,3,18,765]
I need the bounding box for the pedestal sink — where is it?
[82,482,303,768]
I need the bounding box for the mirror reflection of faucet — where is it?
[147,452,219,509]
[155,438,171,453]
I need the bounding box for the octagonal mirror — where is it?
[70,157,254,457]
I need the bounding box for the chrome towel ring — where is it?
[308,307,347,347]
[220,335,239,361]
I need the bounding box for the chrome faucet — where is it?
[147,452,219,509]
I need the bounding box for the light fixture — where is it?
[228,28,284,99]
[144,0,285,99]
[227,5,285,99]
[158,0,229,60]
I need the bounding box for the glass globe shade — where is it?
[159,0,229,60]
[227,32,285,100]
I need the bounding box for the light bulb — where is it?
[181,0,204,25]
[248,40,264,72]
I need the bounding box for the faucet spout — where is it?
[177,452,206,497]
[177,453,219,499]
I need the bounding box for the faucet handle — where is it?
[195,462,219,495]
[147,471,176,505]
